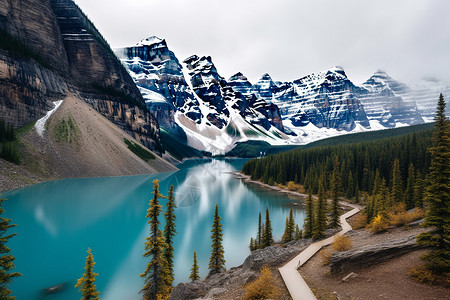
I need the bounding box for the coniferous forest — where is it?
[242,126,432,198]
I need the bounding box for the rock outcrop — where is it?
[170,240,310,300]
[329,236,424,275]
[0,0,162,153]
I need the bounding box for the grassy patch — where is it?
[124,138,155,161]
[53,116,80,144]
[15,120,37,137]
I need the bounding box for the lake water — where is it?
[2,158,305,300]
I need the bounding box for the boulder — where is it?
[330,236,424,275]
[169,280,208,300]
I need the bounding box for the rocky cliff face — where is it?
[0,0,162,152]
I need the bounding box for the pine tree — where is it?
[262,207,273,247]
[75,248,100,300]
[295,225,302,240]
[0,198,21,300]
[140,180,171,300]
[282,217,290,243]
[163,185,177,286]
[189,251,200,281]
[313,181,327,240]
[288,208,295,241]
[391,158,403,203]
[256,212,262,247]
[372,169,382,196]
[330,156,342,228]
[354,185,360,204]
[249,237,255,251]
[209,205,225,274]
[282,209,295,243]
[303,188,314,238]
[413,170,424,208]
[417,94,450,273]
[404,163,415,210]
[346,170,354,199]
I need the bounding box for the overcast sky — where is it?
[74,0,450,85]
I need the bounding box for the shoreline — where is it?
[231,171,361,211]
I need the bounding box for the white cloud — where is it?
[74,0,450,85]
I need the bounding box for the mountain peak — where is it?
[259,73,273,82]
[229,72,248,82]
[374,69,388,76]
[330,65,347,77]
[137,36,164,46]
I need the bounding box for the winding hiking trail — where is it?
[279,203,361,300]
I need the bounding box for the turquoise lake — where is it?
[2,158,306,300]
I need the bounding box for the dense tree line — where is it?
[0,119,20,164]
[242,124,433,200]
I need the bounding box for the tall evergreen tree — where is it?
[262,207,273,247]
[0,198,21,300]
[391,158,403,203]
[288,208,295,241]
[257,212,262,247]
[303,188,314,238]
[417,94,450,273]
[163,185,177,286]
[294,225,302,240]
[372,169,382,196]
[282,208,295,243]
[354,185,360,204]
[75,248,100,300]
[404,163,415,210]
[346,170,354,199]
[413,170,424,208]
[140,180,170,300]
[330,156,342,228]
[282,217,290,243]
[313,181,327,240]
[209,205,225,274]
[189,251,200,281]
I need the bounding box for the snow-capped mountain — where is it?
[117,37,288,154]
[115,36,199,139]
[117,36,442,154]
[359,70,424,127]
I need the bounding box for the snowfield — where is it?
[35,100,64,137]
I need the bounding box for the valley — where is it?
[0,0,448,300]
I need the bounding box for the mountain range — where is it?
[116,36,447,154]
[0,0,448,188]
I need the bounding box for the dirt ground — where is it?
[299,223,449,300]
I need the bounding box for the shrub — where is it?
[320,249,332,266]
[409,265,435,285]
[332,235,352,252]
[243,266,281,300]
[351,214,368,229]
[389,208,425,227]
[369,214,388,233]
[124,138,155,161]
